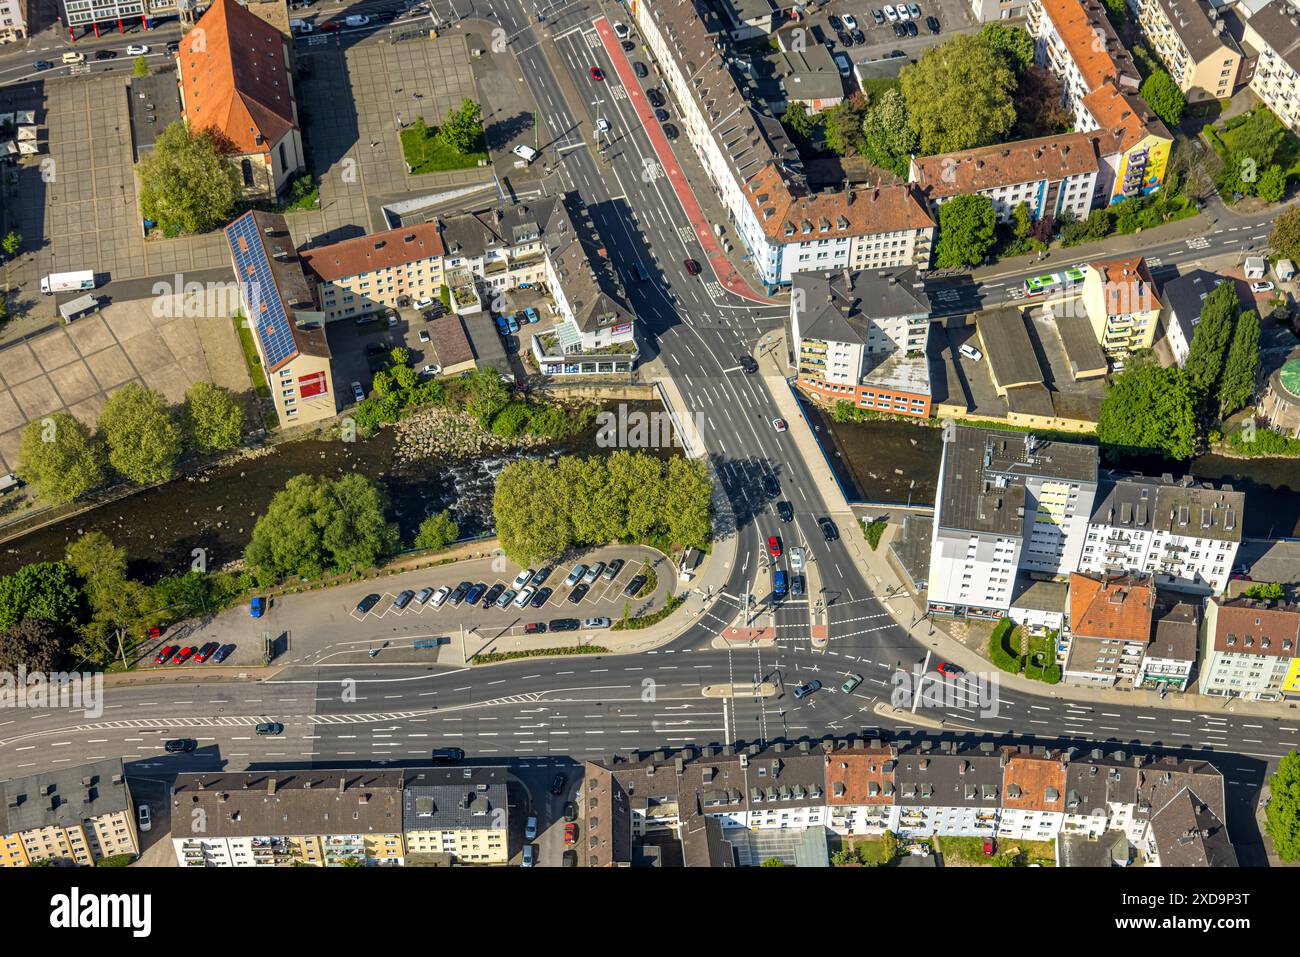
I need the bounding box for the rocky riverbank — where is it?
[392,406,549,466]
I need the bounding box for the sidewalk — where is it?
[756,333,1300,721]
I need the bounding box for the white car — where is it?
[842,13,858,30]
[344,14,370,26]
[137,804,151,832]
[790,546,805,572]
[896,4,911,18]
[908,3,922,17]
[513,586,536,608]
[126,44,150,55]
[525,815,538,839]
[959,343,983,362]
[613,21,630,38]
[512,144,538,163]
[771,417,788,432]
[596,117,611,133]
[429,586,450,608]
[414,297,435,310]
[512,569,535,590]
[419,364,441,378]
[351,381,366,402]
[1250,281,1275,293]
[883,4,899,20]
[418,329,431,343]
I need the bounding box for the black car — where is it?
[393,589,416,610]
[889,49,907,58]
[739,355,758,374]
[550,773,567,796]
[762,473,780,498]
[662,123,678,140]
[792,574,806,597]
[464,582,488,605]
[356,593,381,614]
[893,21,906,37]
[482,583,505,607]
[562,849,577,867]
[33,60,53,71]
[450,581,473,605]
[634,61,648,78]
[905,20,918,36]
[430,747,465,763]
[621,39,635,51]
[837,30,853,47]
[164,739,196,753]
[819,516,839,541]
[828,13,843,30]
[777,500,794,523]
[655,108,669,122]
[646,88,665,107]
[563,801,578,822]
[851,27,866,44]
[623,575,647,597]
[530,586,554,608]
[212,644,236,664]
[531,567,553,587]
[568,583,590,604]
[165,40,180,53]
[926,15,940,33]
[550,617,580,632]
[94,49,118,60]
[376,8,397,20]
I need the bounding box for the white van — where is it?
[344,14,370,26]
[62,51,85,65]
[512,144,538,164]
[290,18,313,33]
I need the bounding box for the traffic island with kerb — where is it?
[702,682,779,698]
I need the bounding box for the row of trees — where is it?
[17,381,244,505]
[1097,282,1260,459]
[493,452,712,565]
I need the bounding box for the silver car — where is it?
[582,562,605,585]
[565,564,587,587]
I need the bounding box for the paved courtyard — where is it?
[0,294,250,473]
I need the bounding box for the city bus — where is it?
[1022,265,1087,299]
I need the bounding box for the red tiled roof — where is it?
[1038,0,1141,91]
[178,0,297,155]
[911,132,1098,201]
[1083,83,1172,155]
[300,223,446,282]
[1210,598,1300,657]
[1090,255,1162,315]
[1001,751,1067,813]
[1069,572,1155,642]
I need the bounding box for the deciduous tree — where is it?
[414,509,460,551]
[439,98,484,154]
[1097,363,1198,460]
[934,194,997,268]
[0,562,83,632]
[1139,71,1185,128]
[901,33,1017,154]
[99,383,183,484]
[1271,207,1300,261]
[136,122,239,235]
[16,412,105,504]
[181,381,244,453]
[0,618,66,674]
[1266,751,1300,862]
[1184,282,1239,396]
[1218,309,1260,417]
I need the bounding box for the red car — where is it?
[683,258,700,275]
[767,536,782,558]
[563,822,578,845]
[983,838,995,858]
[194,642,220,664]
[320,19,340,31]
[154,645,178,665]
[172,646,196,665]
[145,625,163,639]
[936,661,963,677]
[589,66,604,80]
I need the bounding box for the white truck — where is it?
[41,270,95,295]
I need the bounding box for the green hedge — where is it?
[472,645,610,664]
[987,617,1023,674]
[862,519,886,551]
[613,593,685,630]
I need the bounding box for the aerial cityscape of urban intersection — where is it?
[0,0,1298,885]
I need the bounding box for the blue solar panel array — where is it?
[226,212,299,371]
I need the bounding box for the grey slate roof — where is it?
[1089,474,1244,544]
[1149,788,1238,867]
[1065,751,1141,815]
[793,267,930,346]
[1247,1,1300,72]
[1152,0,1243,61]
[439,197,561,260]
[1054,312,1109,377]
[0,758,131,834]
[1149,597,1200,662]
[893,742,1002,808]
[544,194,636,333]
[402,766,508,831]
[1161,269,1232,341]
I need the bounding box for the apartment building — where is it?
[439,200,560,294]
[1240,0,1300,133]
[634,0,935,291]
[971,0,1030,20]
[1077,475,1244,595]
[0,759,138,867]
[1129,0,1247,101]
[0,0,26,43]
[1160,269,1233,366]
[1201,596,1300,700]
[171,770,406,866]
[177,0,305,199]
[1081,255,1162,361]
[300,224,446,321]
[790,267,932,417]
[716,0,794,40]
[589,740,1235,866]
[402,767,509,864]
[1062,572,1157,685]
[532,195,638,376]
[1138,598,1200,690]
[927,426,1099,619]
[61,0,145,36]
[1029,0,1174,204]
[225,210,335,428]
[908,132,1100,224]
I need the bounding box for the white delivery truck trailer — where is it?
[41,270,95,295]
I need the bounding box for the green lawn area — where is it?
[936,835,1055,866]
[232,313,270,400]
[858,77,900,100]
[1218,107,1300,174]
[400,118,488,173]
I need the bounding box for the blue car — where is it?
[495,315,510,335]
[507,313,520,333]
[212,644,236,664]
[524,306,539,324]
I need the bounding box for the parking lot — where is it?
[138,544,675,670]
[796,0,981,70]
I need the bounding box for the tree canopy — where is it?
[860,88,917,176]
[415,509,460,551]
[976,23,1034,75]
[1097,361,1198,460]
[181,382,245,453]
[99,383,183,484]
[136,122,240,235]
[1272,208,1300,262]
[1218,309,1260,418]
[0,618,66,675]
[1139,71,1185,128]
[934,194,997,268]
[0,562,83,633]
[439,98,485,154]
[244,474,399,583]
[1267,751,1300,862]
[1184,282,1240,397]
[901,33,1017,154]
[16,412,105,505]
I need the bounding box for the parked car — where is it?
[841,13,858,30]
[430,586,451,608]
[525,815,538,839]
[172,647,195,665]
[495,588,517,609]
[767,536,782,558]
[837,30,853,47]
[415,587,435,605]
[833,52,851,76]
[905,20,918,36]
[819,516,839,541]
[393,589,416,610]
[841,673,863,694]
[550,617,580,632]
[522,844,537,867]
[563,822,579,845]
[623,575,647,597]
[524,622,547,634]
[495,314,511,335]
[602,559,624,581]
[983,838,996,858]
[792,679,822,700]
[662,123,679,140]
[582,562,605,585]
[613,20,630,38]
[777,501,793,523]
[908,4,922,18]
[565,564,588,587]
[514,586,536,608]
[851,27,866,44]
[164,738,196,753]
[655,108,670,122]
[530,587,554,608]
[507,313,520,333]
[155,645,178,665]
[563,801,578,822]
[634,61,648,78]
[583,617,612,629]
[255,722,284,736]
[893,21,906,36]
[829,13,843,30]
[959,343,983,362]
[926,14,940,33]
[512,569,535,590]
[418,328,431,344]
[895,3,910,18]
[430,747,465,763]
[568,583,590,604]
[1251,281,1275,293]
[351,381,366,402]
[464,582,488,605]
[883,4,899,21]
[194,642,220,663]
[622,40,635,51]
[212,644,235,664]
[647,88,665,107]
[137,804,151,832]
[319,19,340,30]
[871,9,885,24]
[450,581,473,605]
[482,583,505,607]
